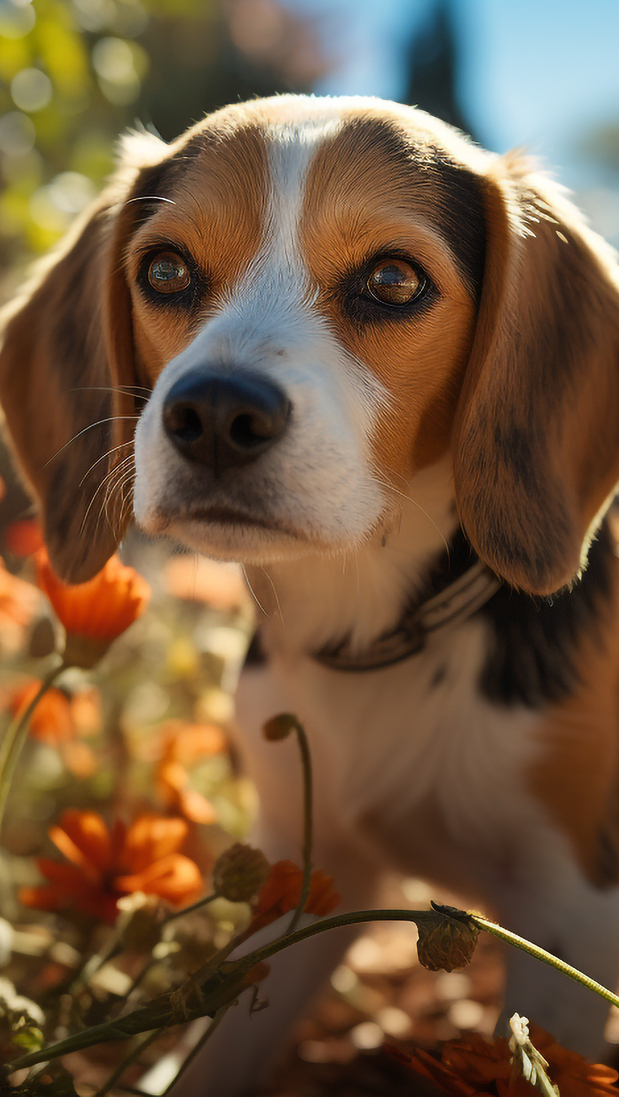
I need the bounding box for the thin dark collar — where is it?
[313,532,501,673]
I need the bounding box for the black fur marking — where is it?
[478,519,614,708]
[420,518,614,708]
[432,156,487,301]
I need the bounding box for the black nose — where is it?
[162,370,291,474]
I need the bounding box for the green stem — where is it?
[164,892,218,923]
[470,911,619,1011]
[0,660,66,839]
[162,1005,231,1096]
[95,1027,164,1097]
[8,905,619,1074]
[287,720,313,935]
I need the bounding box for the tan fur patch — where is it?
[126,114,269,380]
[299,114,479,484]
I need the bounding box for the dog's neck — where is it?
[245,458,460,658]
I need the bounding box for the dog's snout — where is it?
[162,370,291,473]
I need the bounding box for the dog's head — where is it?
[2,95,619,595]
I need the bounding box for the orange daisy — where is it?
[247,859,341,936]
[392,1025,619,1096]
[19,809,203,922]
[154,720,225,824]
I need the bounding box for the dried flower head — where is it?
[212,843,271,903]
[416,903,479,972]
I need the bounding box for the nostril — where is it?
[166,404,203,443]
[229,412,274,450]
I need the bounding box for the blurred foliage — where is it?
[0,0,318,295]
[0,0,478,298]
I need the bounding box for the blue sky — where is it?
[286,0,619,189]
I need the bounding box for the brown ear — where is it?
[0,133,168,582]
[453,157,619,595]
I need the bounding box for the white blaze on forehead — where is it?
[261,116,343,281]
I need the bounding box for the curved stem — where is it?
[469,911,619,1010]
[7,905,619,1075]
[287,720,313,934]
[0,660,66,840]
[165,892,218,924]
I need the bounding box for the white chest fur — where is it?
[235,616,547,903]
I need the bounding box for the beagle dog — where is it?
[3,95,619,1095]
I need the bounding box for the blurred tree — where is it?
[404,0,476,140]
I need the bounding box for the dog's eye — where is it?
[366,259,424,306]
[147,251,191,295]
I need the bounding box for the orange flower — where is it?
[11,681,73,746]
[154,720,225,824]
[5,519,44,558]
[19,809,203,922]
[36,549,150,667]
[248,859,341,935]
[392,1026,619,1096]
[161,720,227,766]
[156,760,217,825]
[0,558,39,651]
[504,1025,619,1097]
[388,1044,478,1096]
[10,681,101,775]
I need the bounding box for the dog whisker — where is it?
[43,417,140,469]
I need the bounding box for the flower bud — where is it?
[416,905,479,972]
[263,713,302,741]
[212,843,271,902]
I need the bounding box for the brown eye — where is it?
[147,251,191,294]
[367,258,423,306]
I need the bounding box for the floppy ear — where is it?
[453,157,619,595]
[0,132,169,582]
